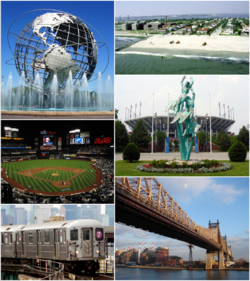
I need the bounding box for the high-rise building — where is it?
[1,209,7,225]
[36,207,51,224]
[64,205,78,220]
[16,208,27,225]
[105,205,114,226]
[105,205,114,217]
[81,205,101,222]
[51,207,59,217]
[101,214,109,226]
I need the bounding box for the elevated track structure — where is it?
[115,177,233,269]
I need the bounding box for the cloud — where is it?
[210,183,243,204]
[157,178,244,206]
[245,230,249,233]
[158,178,214,204]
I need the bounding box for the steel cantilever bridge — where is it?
[115,177,234,269]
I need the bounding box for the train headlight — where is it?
[76,250,80,255]
[96,250,100,254]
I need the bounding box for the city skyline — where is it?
[1,204,114,226]
[115,178,249,260]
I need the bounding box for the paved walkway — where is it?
[116,152,249,161]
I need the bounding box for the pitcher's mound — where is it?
[52,173,59,176]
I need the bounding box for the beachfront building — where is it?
[224,23,234,34]
[132,21,146,31]
[185,26,192,33]
[121,22,133,31]
[197,27,209,34]
[144,21,164,31]
[175,28,186,35]
[192,25,198,31]
[242,26,249,36]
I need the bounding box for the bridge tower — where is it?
[187,244,194,267]
[138,243,141,263]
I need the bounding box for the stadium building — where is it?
[125,114,235,138]
[1,121,114,204]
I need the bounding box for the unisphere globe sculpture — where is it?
[14,12,99,91]
[3,9,112,112]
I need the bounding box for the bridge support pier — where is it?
[205,251,215,269]
[226,254,230,262]
[218,250,225,269]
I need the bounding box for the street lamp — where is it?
[205,114,209,152]
[155,113,157,153]
[152,93,154,154]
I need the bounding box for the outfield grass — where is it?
[33,170,76,182]
[115,160,249,177]
[2,160,96,193]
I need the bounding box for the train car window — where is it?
[70,229,78,241]
[82,230,90,240]
[95,228,103,241]
[1,234,4,244]
[4,233,8,244]
[9,234,13,244]
[59,230,63,243]
[63,231,66,243]
[45,231,50,243]
[29,232,33,243]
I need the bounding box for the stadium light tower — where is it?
[152,93,154,154]
[167,93,170,138]
[210,93,212,153]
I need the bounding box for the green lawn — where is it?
[2,159,96,193]
[115,160,249,177]
[33,170,76,182]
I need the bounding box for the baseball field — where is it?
[1,159,101,195]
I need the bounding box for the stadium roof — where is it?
[125,115,235,134]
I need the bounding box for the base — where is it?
[168,159,202,166]
[1,110,114,116]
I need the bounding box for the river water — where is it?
[116,267,249,280]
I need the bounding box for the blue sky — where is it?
[116,1,249,17]
[115,177,249,260]
[1,1,114,92]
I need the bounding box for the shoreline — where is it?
[116,265,249,271]
[120,34,249,54]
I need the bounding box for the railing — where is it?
[24,259,64,280]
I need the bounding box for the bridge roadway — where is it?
[116,187,221,251]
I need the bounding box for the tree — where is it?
[228,141,247,162]
[130,120,151,149]
[215,129,231,151]
[196,131,209,151]
[123,143,140,162]
[156,131,167,147]
[115,109,119,119]
[237,126,249,150]
[115,120,129,152]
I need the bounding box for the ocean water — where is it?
[115,47,249,74]
[116,267,249,280]
[116,37,143,50]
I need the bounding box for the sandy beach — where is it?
[127,34,249,53]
